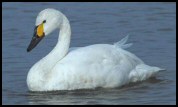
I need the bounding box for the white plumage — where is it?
[27,8,162,91]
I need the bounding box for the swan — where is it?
[27,8,162,91]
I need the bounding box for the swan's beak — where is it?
[27,25,45,52]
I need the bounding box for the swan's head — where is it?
[27,8,63,52]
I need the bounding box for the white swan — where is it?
[27,8,162,91]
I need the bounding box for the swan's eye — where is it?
[43,20,46,23]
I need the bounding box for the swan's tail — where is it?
[114,35,133,49]
[129,64,164,82]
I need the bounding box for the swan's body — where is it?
[27,8,162,91]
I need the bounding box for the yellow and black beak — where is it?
[27,23,45,52]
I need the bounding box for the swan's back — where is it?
[64,44,143,67]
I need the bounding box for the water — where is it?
[2,2,176,105]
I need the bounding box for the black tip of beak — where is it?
[27,48,31,52]
[27,34,44,52]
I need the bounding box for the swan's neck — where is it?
[27,12,71,91]
[39,15,71,72]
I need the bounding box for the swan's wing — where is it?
[50,44,161,90]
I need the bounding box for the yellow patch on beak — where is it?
[37,23,44,37]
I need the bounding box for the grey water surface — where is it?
[2,2,176,105]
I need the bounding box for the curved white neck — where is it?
[39,15,71,71]
[27,11,71,90]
